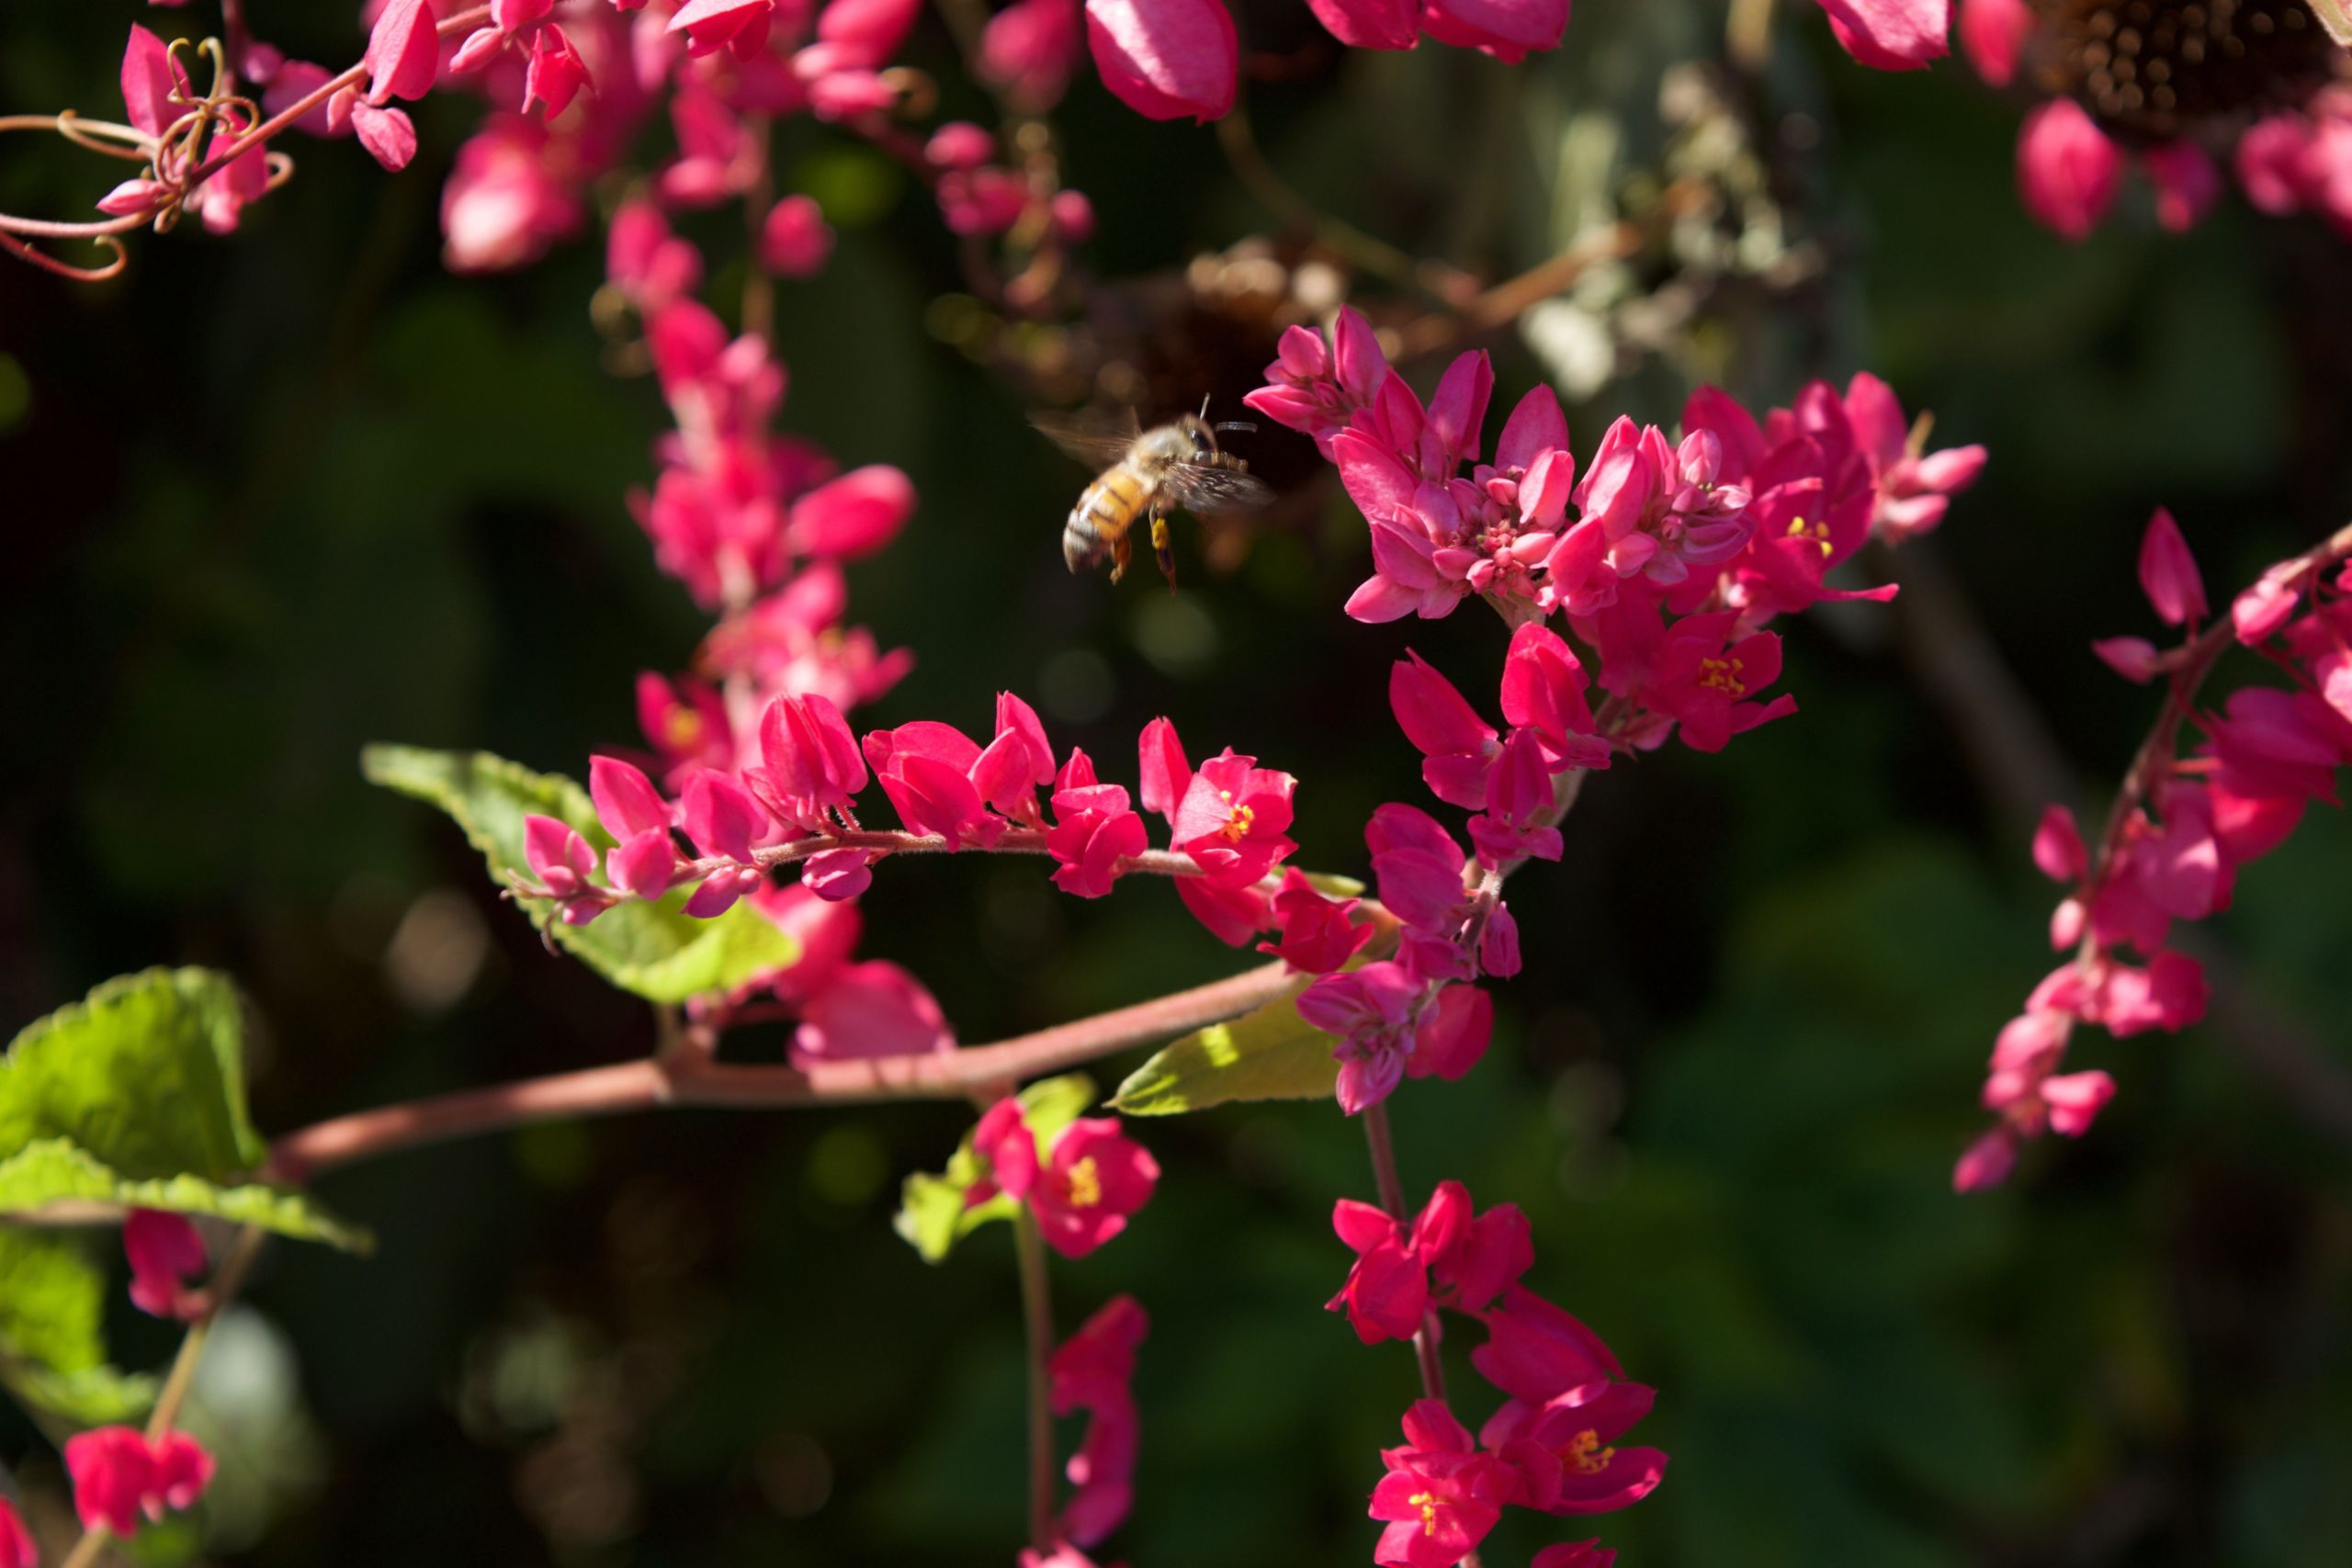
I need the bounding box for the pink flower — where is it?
[1046,750,1149,898]
[1481,1381,1668,1515]
[1369,1400,1512,1568]
[2032,804,2086,883]
[1393,651,1501,808]
[1470,1285,1624,1404]
[1048,1294,1148,1545]
[522,23,593,118]
[984,1103,1161,1258]
[522,814,596,899]
[749,693,868,830]
[1170,748,1298,887]
[1257,868,1374,974]
[1305,0,1418,51]
[0,1498,30,1568]
[1501,624,1610,770]
[1297,960,1425,1114]
[124,1210,207,1321]
[364,0,441,106]
[65,1427,214,1538]
[980,0,1081,111]
[1083,0,1236,122]
[864,720,1009,845]
[1532,1543,1615,1568]
[1841,372,1985,542]
[789,959,954,1063]
[760,194,835,277]
[670,0,775,59]
[1329,1198,1432,1344]
[2017,98,2123,242]
[1418,0,1569,64]
[1815,0,1949,70]
[441,114,584,271]
[1956,0,2029,85]
[2136,506,2207,626]
[1639,610,1798,752]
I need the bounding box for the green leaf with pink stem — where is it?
[0,969,369,1250]
[1109,982,1338,1115]
[362,745,801,1005]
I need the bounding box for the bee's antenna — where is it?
[1212,419,1258,435]
[1198,393,1211,420]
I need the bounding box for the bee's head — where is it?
[1174,413,1216,457]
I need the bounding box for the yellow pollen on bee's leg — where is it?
[1065,1156,1102,1208]
[1696,655,1747,696]
[1563,1429,1616,1476]
[1408,1491,1439,1535]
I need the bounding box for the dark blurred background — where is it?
[6,2,2352,1564]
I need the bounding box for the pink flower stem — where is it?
[1012,1205,1057,1554]
[268,956,1315,1179]
[183,5,493,186]
[2071,520,2352,971]
[1358,1100,1453,1405]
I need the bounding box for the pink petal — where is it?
[1083,0,1237,122]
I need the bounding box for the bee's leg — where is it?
[1150,511,1177,592]
[1109,532,1131,583]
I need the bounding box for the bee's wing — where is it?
[1031,409,1143,467]
[1164,463,1274,516]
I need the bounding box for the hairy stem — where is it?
[270,957,1315,1178]
[1012,1206,1057,1553]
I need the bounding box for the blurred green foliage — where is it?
[4,1,2352,1565]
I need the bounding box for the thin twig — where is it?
[1012,1207,1057,1553]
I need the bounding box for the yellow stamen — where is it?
[1785,515,1833,559]
[1696,655,1747,696]
[664,708,706,751]
[1563,1428,1615,1476]
[1216,803,1256,844]
[1408,1491,1439,1536]
[1065,1156,1102,1209]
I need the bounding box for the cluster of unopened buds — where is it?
[1957,506,2352,1188]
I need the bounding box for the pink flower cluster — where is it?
[1329,1184,1664,1568]
[1959,508,2352,1189]
[517,694,1351,987]
[1962,0,2352,242]
[1258,311,1980,1114]
[970,1095,1160,1258]
[63,1427,214,1540]
[1248,310,1980,645]
[1079,0,1951,124]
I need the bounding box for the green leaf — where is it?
[892,1075,1098,1263]
[1110,986,1338,1115]
[2307,0,2352,46]
[0,970,367,1250]
[0,1227,156,1427]
[362,745,801,1005]
[1014,1074,1098,1147]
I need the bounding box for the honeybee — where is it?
[1035,405,1272,588]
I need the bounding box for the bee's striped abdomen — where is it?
[1064,462,1151,578]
